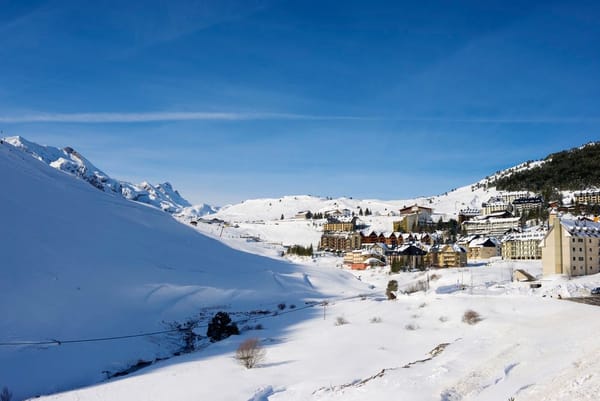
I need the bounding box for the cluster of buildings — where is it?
[459,192,544,237]
[314,192,600,279]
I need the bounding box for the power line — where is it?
[0,292,380,347]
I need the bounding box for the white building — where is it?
[462,216,520,237]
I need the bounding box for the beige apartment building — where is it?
[502,231,546,260]
[467,237,501,260]
[541,214,600,276]
[427,244,467,268]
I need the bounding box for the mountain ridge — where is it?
[2,135,217,215]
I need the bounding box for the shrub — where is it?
[462,310,482,325]
[206,312,240,342]
[386,280,398,300]
[403,280,427,294]
[418,302,427,308]
[405,323,419,330]
[235,338,266,369]
[335,316,349,326]
[370,316,382,323]
[287,244,313,256]
[439,316,449,323]
[430,273,441,281]
[277,303,286,310]
[166,319,199,353]
[0,387,11,401]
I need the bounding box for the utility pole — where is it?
[322,301,328,320]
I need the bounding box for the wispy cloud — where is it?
[1,111,598,124]
[0,111,370,123]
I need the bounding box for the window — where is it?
[573,257,576,261]
[579,257,584,261]
[573,247,576,251]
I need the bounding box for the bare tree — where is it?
[235,338,266,369]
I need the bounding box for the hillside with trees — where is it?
[492,142,600,193]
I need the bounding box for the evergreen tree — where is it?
[206,312,239,342]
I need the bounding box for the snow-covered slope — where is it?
[0,140,368,400]
[207,187,502,245]
[30,261,600,401]
[2,136,214,214]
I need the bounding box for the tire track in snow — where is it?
[440,344,521,401]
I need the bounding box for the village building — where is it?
[462,214,520,237]
[482,198,512,215]
[393,204,434,232]
[540,213,600,277]
[322,216,357,232]
[343,248,385,270]
[360,231,434,247]
[497,191,532,204]
[458,208,481,224]
[465,236,501,260]
[319,231,361,252]
[386,244,428,270]
[427,244,467,268]
[502,230,546,260]
[574,190,600,205]
[294,210,311,219]
[512,196,544,214]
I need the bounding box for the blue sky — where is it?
[1,0,599,205]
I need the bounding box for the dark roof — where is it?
[398,245,427,256]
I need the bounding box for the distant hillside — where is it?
[492,142,600,192]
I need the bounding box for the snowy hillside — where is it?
[2,136,215,215]
[0,140,369,400]
[204,186,504,246]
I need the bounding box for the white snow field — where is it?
[31,262,600,401]
[0,141,369,400]
[2,138,600,401]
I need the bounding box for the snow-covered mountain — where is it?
[0,139,368,400]
[2,136,215,215]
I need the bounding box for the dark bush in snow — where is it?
[206,312,239,342]
[386,280,398,300]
